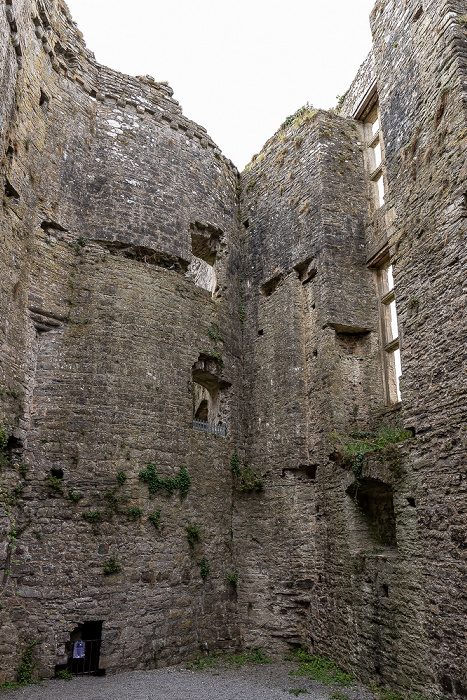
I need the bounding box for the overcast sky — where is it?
[65,0,375,169]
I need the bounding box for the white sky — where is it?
[65,0,375,169]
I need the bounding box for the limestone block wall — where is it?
[0,0,242,681]
[237,110,389,657]
[238,0,467,692]
[367,0,467,695]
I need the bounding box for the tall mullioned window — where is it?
[358,90,401,404]
[373,256,402,404]
[362,104,386,210]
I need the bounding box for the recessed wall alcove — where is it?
[346,477,397,550]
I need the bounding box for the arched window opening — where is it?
[192,353,230,435]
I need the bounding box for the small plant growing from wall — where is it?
[330,427,412,460]
[207,322,224,344]
[330,426,412,486]
[139,463,191,499]
[126,506,143,521]
[103,556,121,575]
[148,509,161,529]
[67,490,83,503]
[185,523,201,549]
[231,450,241,475]
[116,470,127,486]
[83,510,102,523]
[69,236,87,255]
[0,423,8,449]
[103,488,128,516]
[45,473,63,495]
[280,102,317,130]
[0,424,10,468]
[231,451,264,492]
[82,510,102,534]
[226,571,238,589]
[198,556,210,580]
[10,484,23,504]
[16,640,37,685]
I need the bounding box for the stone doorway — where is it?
[57,621,104,676]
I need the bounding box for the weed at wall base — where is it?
[0,639,39,689]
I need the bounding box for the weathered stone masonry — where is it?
[1,0,466,697]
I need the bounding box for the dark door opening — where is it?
[59,620,104,676]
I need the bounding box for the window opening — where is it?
[370,112,379,137]
[373,141,382,168]
[95,240,188,271]
[376,173,385,208]
[194,398,208,421]
[372,256,402,404]
[362,103,387,210]
[192,354,230,436]
[294,257,317,285]
[261,273,283,297]
[40,219,67,232]
[39,88,49,108]
[4,177,20,199]
[186,222,223,296]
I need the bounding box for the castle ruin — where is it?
[1,0,466,696]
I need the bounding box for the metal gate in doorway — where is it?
[70,638,102,676]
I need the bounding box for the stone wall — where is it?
[368,0,467,694]
[239,107,427,692]
[237,0,467,696]
[0,0,242,681]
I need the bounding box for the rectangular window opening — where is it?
[376,173,385,208]
[371,257,402,405]
[186,222,223,296]
[373,141,382,169]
